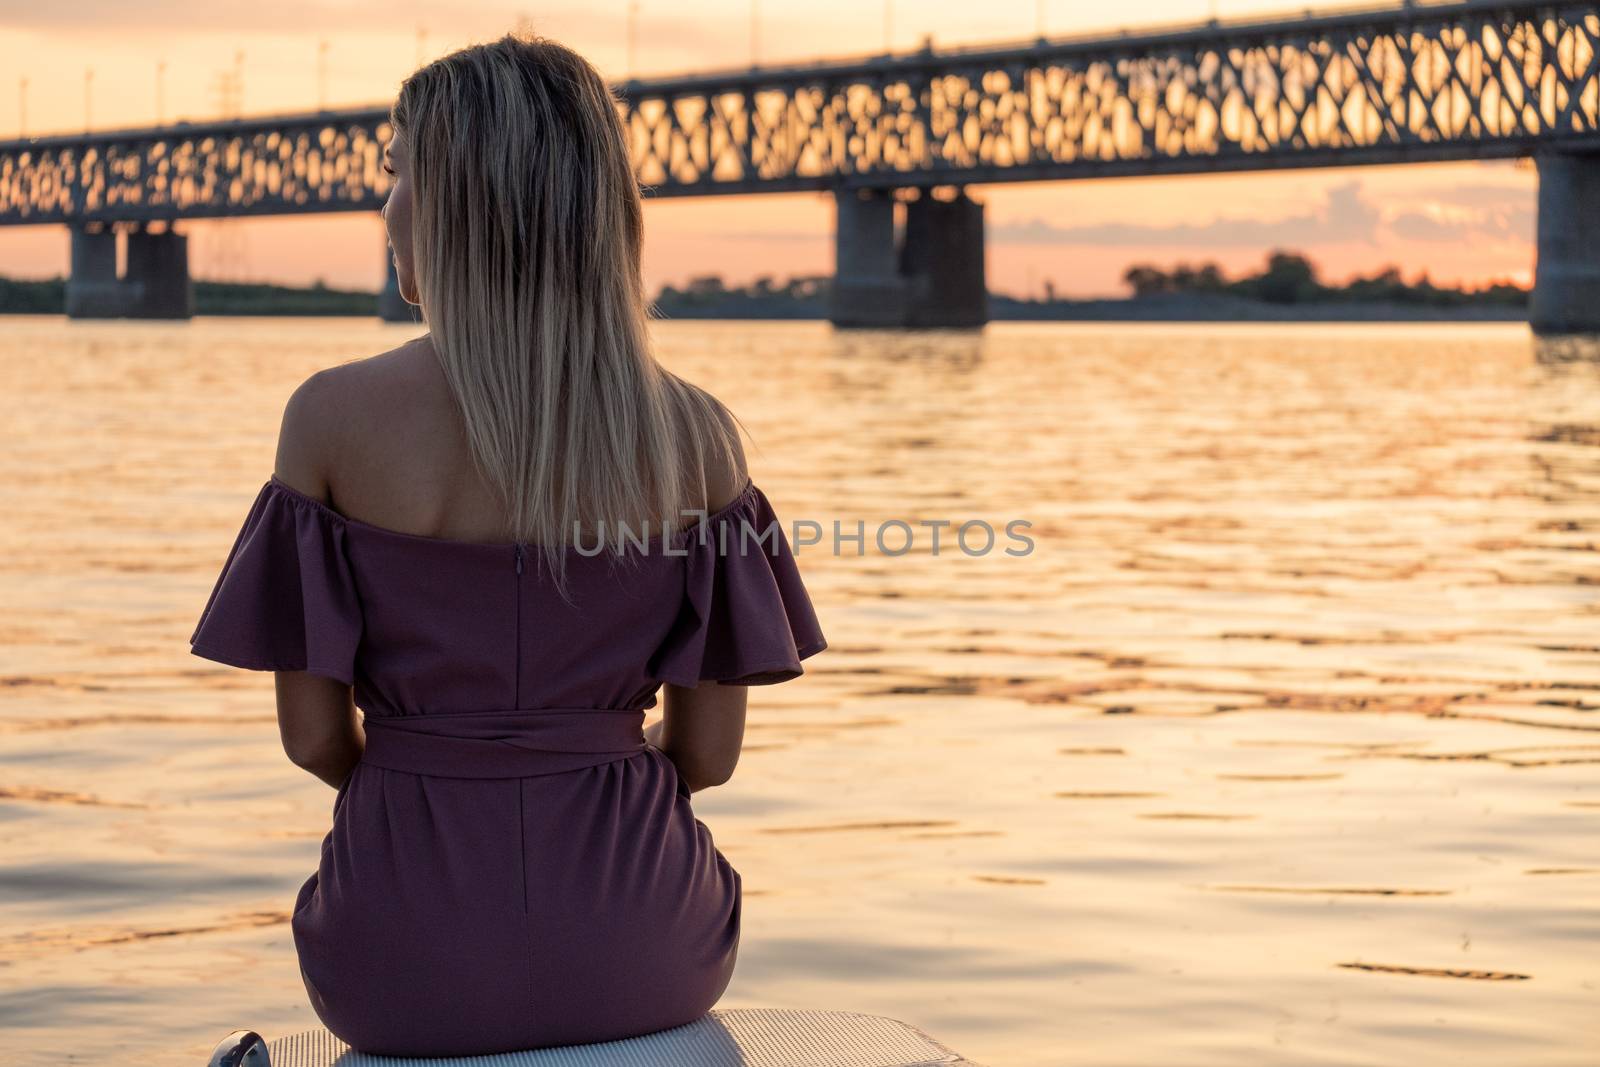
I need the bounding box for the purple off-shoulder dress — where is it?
[189,475,826,1057]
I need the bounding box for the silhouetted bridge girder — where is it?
[2,0,1598,329]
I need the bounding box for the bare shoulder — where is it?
[272,334,435,502]
[329,332,436,394]
[674,378,749,514]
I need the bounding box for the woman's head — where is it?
[381,31,741,595]
[379,129,415,302]
[386,32,644,318]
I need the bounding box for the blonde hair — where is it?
[390,30,745,593]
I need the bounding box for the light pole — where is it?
[627,1,639,79]
[318,40,329,110]
[84,68,93,133]
[157,60,167,125]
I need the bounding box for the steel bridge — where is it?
[2,0,1598,329]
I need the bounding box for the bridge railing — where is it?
[622,0,1600,193]
[2,0,1597,225]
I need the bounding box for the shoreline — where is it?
[0,279,1531,323]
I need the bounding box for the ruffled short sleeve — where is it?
[648,481,827,687]
[189,478,364,686]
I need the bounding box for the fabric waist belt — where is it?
[359,706,649,779]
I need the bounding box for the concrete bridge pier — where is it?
[379,242,416,322]
[1532,151,1600,335]
[65,224,118,319]
[831,188,907,327]
[902,189,989,328]
[830,186,988,329]
[66,222,194,319]
[125,226,194,319]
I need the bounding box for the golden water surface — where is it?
[0,317,1596,1066]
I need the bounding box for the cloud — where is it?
[720,228,828,241]
[1387,211,1457,241]
[1424,182,1535,210]
[1385,185,1534,243]
[0,0,425,32]
[990,177,1536,249]
[1388,206,1534,242]
[0,0,738,62]
[990,179,1381,247]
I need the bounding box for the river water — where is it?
[1,316,1596,1066]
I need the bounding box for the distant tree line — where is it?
[190,278,379,315]
[0,255,1529,320]
[0,275,380,315]
[1123,250,1529,307]
[650,273,831,318]
[0,275,64,313]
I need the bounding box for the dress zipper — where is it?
[513,542,523,708]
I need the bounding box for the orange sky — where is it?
[0,1,1539,298]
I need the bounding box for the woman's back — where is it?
[187,29,827,1058]
[188,343,826,1055]
[283,335,749,546]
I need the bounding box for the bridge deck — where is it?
[2,0,1597,225]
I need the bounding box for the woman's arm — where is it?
[269,359,368,789]
[276,672,365,788]
[646,680,748,793]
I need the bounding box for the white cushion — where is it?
[256,1008,982,1067]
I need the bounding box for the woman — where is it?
[188,32,826,1057]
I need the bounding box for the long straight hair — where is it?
[390,31,744,594]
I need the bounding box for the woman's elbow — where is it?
[681,756,738,792]
[283,734,357,776]
[285,742,337,775]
